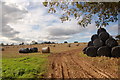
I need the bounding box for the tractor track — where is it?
[47,48,118,79]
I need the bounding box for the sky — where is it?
[0,0,119,44]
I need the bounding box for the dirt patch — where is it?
[47,48,119,78]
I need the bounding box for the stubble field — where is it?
[1,43,120,79]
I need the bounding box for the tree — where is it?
[31,41,38,44]
[74,41,78,43]
[11,43,14,46]
[43,2,118,28]
[19,42,24,45]
[21,42,24,45]
[0,43,4,46]
[6,43,9,46]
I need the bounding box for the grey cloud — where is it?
[42,23,98,41]
[2,25,20,38]
[11,37,25,42]
[1,1,28,42]
[45,36,71,40]
[46,26,82,36]
[107,25,118,35]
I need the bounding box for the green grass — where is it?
[2,54,49,79]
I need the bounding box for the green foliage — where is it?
[74,41,78,43]
[43,2,118,28]
[0,43,4,46]
[64,41,68,43]
[2,55,49,79]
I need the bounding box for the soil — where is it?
[47,48,119,78]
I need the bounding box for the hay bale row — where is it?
[19,46,51,53]
[83,28,120,57]
[19,47,38,53]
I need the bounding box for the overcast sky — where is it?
[0,0,118,44]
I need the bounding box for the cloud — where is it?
[11,37,25,42]
[0,0,97,43]
[1,1,28,43]
[45,24,80,35]
[2,25,19,38]
[106,24,118,37]
[1,1,118,44]
[107,24,118,34]
[1,1,98,44]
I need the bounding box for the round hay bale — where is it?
[19,48,24,53]
[93,39,103,48]
[29,47,38,53]
[68,44,71,47]
[88,41,93,47]
[111,46,120,57]
[106,38,118,48]
[86,46,97,57]
[97,28,106,35]
[42,47,50,53]
[91,34,98,41]
[53,45,55,47]
[97,46,111,57]
[2,48,5,51]
[99,32,109,42]
[109,36,113,39]
[76,43,79,46]
[19,48,30,53]
[82,47,88,54]
[25,48,30,53]
[1,48,4,51]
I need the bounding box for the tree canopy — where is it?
[43,2,118,28]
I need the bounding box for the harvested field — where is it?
[47,48,119,78]
[2,43,120,78]
[2,43,87,58]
